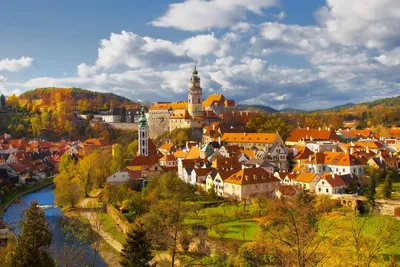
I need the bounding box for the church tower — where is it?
[138,107,149,156]
[188,66,203,117]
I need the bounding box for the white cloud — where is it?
[317,0,400,49]
[182,34,219,57]
[151,0,280,31]
[0,57,34,72]
[375,48,400,66]
[0,76,7,83]
[77,63,98,77]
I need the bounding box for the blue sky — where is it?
[1,0,400,110]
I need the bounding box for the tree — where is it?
[54,170,83,208]
[6,94,19,109]
[366,175,377,206]
[120,106,127,123]
[12,201,55,267]
[121,222,155,267]
[214,224,229,240]
[170,128,191,147]
[0,94,6,108]
[142,173,195,266]
[260,195,328,267]
[246,113,289,140]
[334,211,400,267]
[382,171,393,199]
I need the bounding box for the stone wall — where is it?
[106,122,138,130]
[375,199,400,217]
[106,204,133,234]
[148,110,170,139]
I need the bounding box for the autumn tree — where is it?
[333,212,400,266]
[260,193,329,267]
[54,169,83,208]
[12,201,55,267]
[142,173,196,266]
[121,222,155,267]
[6,94,19,109]
[246,113,289,139]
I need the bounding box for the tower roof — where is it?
[190,65,200,82]
[139,107,148,128]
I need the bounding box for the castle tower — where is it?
[138,107,149,156]
[188,66,203,117]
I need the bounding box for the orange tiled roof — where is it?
[295,172,319,183]
[83,138,109,147]
[308,152,363,166]
[174,150,188,159]
[202,93,236,108]
[219,111,259,124]
[221,133,281,144]
[286,128,341,142]
[149,102,188,111]
[224,168,279,185]
[344,141,384,150]
[185,146,201,160]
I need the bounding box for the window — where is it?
[319,188,321,192]
[326,188,329,193]
[342,168,345,173]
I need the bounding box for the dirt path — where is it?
[79,198,124,253]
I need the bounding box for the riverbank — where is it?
[0,177,54,218]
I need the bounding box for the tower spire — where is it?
[138,107,149,156]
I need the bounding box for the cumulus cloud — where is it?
[0,57,34,72]
[316,0,400,49]
[151,0,280,31]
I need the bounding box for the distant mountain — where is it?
[279,108,306,113]
[238,104,278,113]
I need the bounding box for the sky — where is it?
[1,0,400,110]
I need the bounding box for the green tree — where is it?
[366,175,377,205]
[121,222,155,267]
[246,113,289,140]
[12,201,55,267]
[383,171,393,199]
[120,106,127,123]
[54,170,83,208]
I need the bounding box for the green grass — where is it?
[97,212,127,245]
[377,174,400,200]
[185,204,259,241]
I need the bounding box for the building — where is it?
[315,173,347,195]
[294,172,321,192]
[286,127,341,146]
[220,132,284,150]
[305,152,364,177]
[82,138,112,155]
[222,168,280,200]
[148,68,239,139]
[102,107,142,123]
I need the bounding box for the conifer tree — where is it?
[366,175,377,205]
[121,222,155,267]
[12,201,55,267]
[383,172,393,199]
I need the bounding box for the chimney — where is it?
[366,146,369,153]
[309,155,312,162]
[350,147,354,155]
[307,127,309,130]
[218,136,221,145]
[318,127,321,131]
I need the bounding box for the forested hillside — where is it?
[18,87,137,113]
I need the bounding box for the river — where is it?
[2,184,107,267]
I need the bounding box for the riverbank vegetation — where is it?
[103,173,400,266]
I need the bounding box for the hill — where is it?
[19,87,138,112]
[238,104,278,113]
[279,108,306,113]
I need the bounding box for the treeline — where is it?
[19,87,135,113]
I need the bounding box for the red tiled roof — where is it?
[287,128,341,142]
